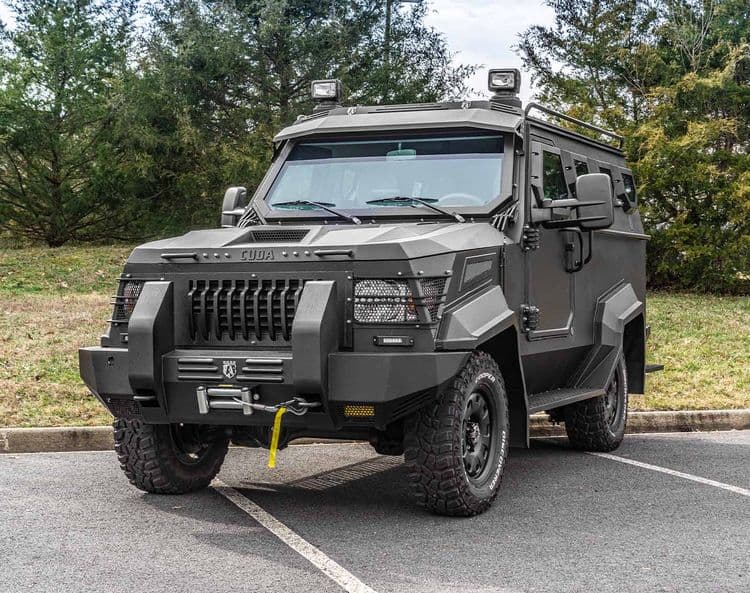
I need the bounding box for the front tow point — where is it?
[268,407,287,469]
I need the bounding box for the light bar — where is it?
[488,68,521,94]
[311,79,342,102]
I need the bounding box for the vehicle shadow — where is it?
[138,436,585,528]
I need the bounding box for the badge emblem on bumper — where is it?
[222,360,237,380]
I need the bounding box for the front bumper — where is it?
[79,346,468,430]
[81,276,467,430]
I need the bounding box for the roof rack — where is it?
[524,102,624,150]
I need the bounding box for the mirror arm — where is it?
[540,198,606,209]
[583,230,593,265]
[541,215,607,229]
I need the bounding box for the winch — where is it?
[195,386,320,416]
[196,386,320,468]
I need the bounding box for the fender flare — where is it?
[571,281,644,390]
[436,286,517,350]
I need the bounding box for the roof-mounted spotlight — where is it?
[488,69,521,93]
[311,79,342,106]
[488,68,522,108]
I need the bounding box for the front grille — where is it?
[189,279,304,342]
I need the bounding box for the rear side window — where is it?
[622,173,637,205]
[543,152,569,201]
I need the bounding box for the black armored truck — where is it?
[80,70,652,516]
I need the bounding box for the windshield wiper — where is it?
[271,200,361,225]
[366,196,465,223]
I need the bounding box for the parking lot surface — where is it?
[1,430,748,593]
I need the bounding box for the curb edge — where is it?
[2,409,749,454]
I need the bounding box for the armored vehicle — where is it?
[80,70,654,516]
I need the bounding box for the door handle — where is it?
[562,228,584,273]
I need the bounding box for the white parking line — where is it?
[213,479,378,593]
[589,452,750,497]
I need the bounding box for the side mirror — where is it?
[575,173,614,230]
[221,186,247,227]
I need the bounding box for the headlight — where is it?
[112,280,144,321]
[353,279,417,323]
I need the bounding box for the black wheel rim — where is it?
[462,387,495,484]
[603,369,623,428]
[170,424,211,465]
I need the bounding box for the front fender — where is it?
[436,286,517,350]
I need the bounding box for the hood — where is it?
[126,223,510,264]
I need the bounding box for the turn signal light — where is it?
[343,405,376,418]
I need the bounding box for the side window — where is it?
[542,151,569,201]
[622,173,637,205]
[598,165,616,195]
[574,160,589,177]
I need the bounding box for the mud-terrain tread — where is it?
[404,351,508,517]
[564,356,628,452]
[113,419,228,494]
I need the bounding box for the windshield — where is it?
[265,134,505,213]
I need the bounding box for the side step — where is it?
[645,363,664,374]
[527,387,605,414]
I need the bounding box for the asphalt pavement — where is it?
[1,431,748,593]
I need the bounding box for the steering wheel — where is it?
[437,192,485,206]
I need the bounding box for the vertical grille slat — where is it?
[280,280,290,341]
[190,278,303,344]
[187,283,198,338]
[266,282,276,341]
[198,283,209,340]
[226,280,236,340]
[252,285,262,340]
[212,282,221,338]
[239,283,250,340]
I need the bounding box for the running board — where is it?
[527,387,605,414]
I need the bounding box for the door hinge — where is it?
[521,304,540,333]
[521,225,540,252]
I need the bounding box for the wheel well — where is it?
[479,326,528,447]
[623,313,645,394]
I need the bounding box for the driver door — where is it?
[525,142,575,341]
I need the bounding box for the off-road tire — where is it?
[564,354,628,452]
[404,351,510,517]
[113,419,229,494]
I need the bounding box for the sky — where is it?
[425,0,555,101]
[0,0,555,101]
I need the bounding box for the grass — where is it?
[0,245,748,427]
[0,293,113,427]
[0,245,133,295]
[633,293,750,411]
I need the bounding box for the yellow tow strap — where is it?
[267,407,287,469]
